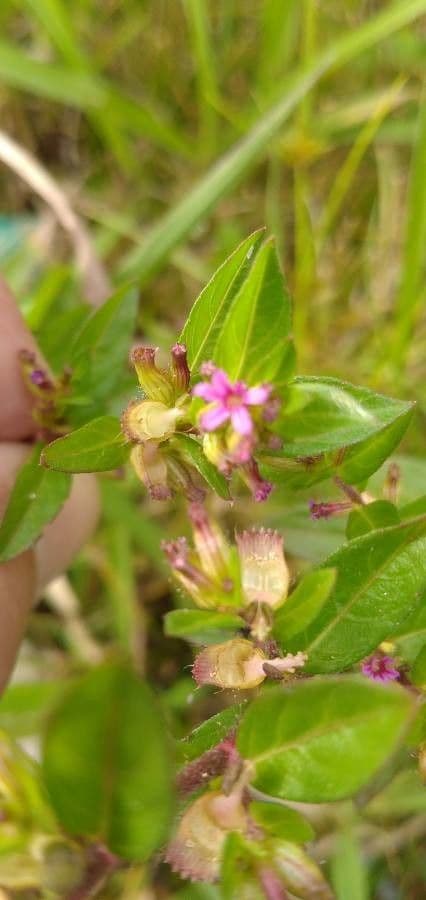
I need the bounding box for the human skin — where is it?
[0,278,99,692]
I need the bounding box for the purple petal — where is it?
[231,406,253,435]
[192,381,218,402]
[199,404,230,431]
[210,368,232,399]
[245,384,271,405]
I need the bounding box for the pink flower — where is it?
[361,653,399,683]
[193,367,271,436]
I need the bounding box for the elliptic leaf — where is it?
[0,445,71,562]
[43,663,175,860]
[237,677,412,802]
[42,416,129,473]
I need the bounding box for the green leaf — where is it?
[249,801,314,844]
[164,609,244,645]
[0,445,71,562]
[237,677,413,802]
[411,645,426,689]
[180,230,264,371]
[43,663,175,860]
[69,284,137,364]
[213,238,293,384]
[181,704,247,761]
[393,596,426,663]
[172,433,230,499]
[37,304,91,371]
[346,500,400,540]
[0,681,64,738]
[69,287,139,424]
[260,377,414,488]
[274,568,336,647]
[400,495,426,519]
[42,416,129,473]
[331,829,369,900]
[365,767,426,820]
[299,515,426,673]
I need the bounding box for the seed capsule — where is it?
[122,399,181,443]
[192,638,266,689]
[165,790,247,883]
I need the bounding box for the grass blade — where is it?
[392,94,426,368]
[120,0,426,284]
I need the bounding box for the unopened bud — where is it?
[170,343,191,394]
[19,349,55,395]
[162,537,216,607]
[165,789,247,883]
[237,529,290,609]
[131,346,175,404]
[130,443,171,500]
[167,455,206,503]
[189,502,231,584]
[309,500,352,520]
[122,399,181,442]
[384,462,400,504]
[272,841,334,900]
[242,460,273,503]
[193,638,266,689]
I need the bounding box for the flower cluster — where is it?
[193,364,280,502]
[122,344,207,501]
[163,505,291,616]
[163,505,308,690]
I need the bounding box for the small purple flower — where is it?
[193,366,271,436]
[361,653,399,683]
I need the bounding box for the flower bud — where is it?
[122,399,181,442]
[19,349,55,396]
[162,536,216,608]
[272,841,334,900]
[165,789,247,883]
[309,500,352,520]
[242,459,273,503]
[166,455,206,503]
[130,346,175,404]
[170,342,191,393]
[237,529,290,609]
[193,638,266,689]
[189,502,231,584]
[130,443,171,500]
